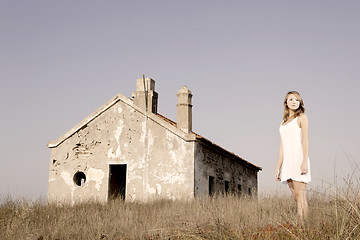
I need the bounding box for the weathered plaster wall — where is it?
[143,119,195,200]
[194,142,258,197]
[48,98,195,203]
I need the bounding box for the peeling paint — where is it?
[147,129,154,147]
[166,130,187,166]
[140,120,146,143]
[61,171,73,186]
[146,183,156,195]
[155,183,162,195]
[87,168,105,191]
[107,119,124,159]
[114,120,123,144]
[153,160,187,185]
[60,171,76,204]
[161,171,186,184]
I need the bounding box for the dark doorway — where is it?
[225,180,230,195]
[108,164,127,200]
[237,184,242,197]
[209,176,215,196]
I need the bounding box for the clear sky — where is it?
[1,0,359,199]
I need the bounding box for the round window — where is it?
[73,171,86,186]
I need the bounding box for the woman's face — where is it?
[286,94,300,111]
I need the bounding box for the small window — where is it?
[225,180,230,194]
[248,187,252,196]
[209,176,215,196]
[237,184,242,197]
[73,171,86,186]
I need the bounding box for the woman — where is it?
[275,91,311,220]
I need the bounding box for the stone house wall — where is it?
[194,141,258,197]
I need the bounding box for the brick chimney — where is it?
[177,86,192,133]
[132,77,158,114]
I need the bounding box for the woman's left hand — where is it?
[301,162,308,175]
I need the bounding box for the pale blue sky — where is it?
[1,0,359,198]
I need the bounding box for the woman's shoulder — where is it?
[297,113,308,127]
[298,113,308,121]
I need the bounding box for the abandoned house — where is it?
[47,78,261,203]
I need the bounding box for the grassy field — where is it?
[1,182,359,240]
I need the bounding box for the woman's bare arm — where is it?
[299,114,309,174]
[275,135,284,181]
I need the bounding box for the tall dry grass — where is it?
[1,184,360,240]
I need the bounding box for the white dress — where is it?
[279,117,311,183]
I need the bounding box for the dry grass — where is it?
[1,185,360,240]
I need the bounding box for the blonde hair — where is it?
[283,91,305,123]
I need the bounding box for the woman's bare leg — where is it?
[293,181,308,221]
[287,179,296,200]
